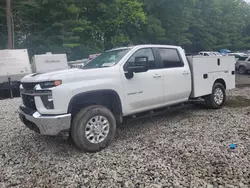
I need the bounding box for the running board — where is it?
[123,102,194,122]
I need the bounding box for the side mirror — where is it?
[127,56,149,73]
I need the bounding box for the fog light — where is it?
[48,95,53,102]
[41,95,54,109]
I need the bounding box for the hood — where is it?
[21,69,82,83]
[21,67,119,83]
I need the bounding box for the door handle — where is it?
[153,75,162,78]
[183,72,189,75]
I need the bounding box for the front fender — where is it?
[67,89,123,115]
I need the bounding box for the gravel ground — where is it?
[236,73,250,86]
[1,88,250,188]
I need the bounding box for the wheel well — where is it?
[68,90,123,124]
[238,65,246,68]
[214,78,226,89]
[238,65,246,70]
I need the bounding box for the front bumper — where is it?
[19,106,71,136]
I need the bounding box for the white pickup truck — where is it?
[19,45,235,152]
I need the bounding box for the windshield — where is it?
[213,52,221,56]
[240,53,248,56]
[83,49,131,69]
[208,52,215,56]
[239,56,248,61]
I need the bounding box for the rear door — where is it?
[156,48,191,105]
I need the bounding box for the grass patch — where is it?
[225,96,250,108]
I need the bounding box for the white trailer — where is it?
[0,49,31,98]
[31,52,68,73]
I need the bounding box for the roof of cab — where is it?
[107,44,181,52]
[199,51,215,53]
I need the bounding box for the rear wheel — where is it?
[204,83,226,109]
[239,66,247,74]
[71,105,116,152]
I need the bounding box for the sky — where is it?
[245,0,250,3]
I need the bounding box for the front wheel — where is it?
[71,105,116,152]
[238,66,247,74]
[204,83,226,109]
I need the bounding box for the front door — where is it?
[121,48,163,115]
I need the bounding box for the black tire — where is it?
[238,66,247,75]
[204,83,226,109]
[71,105,116,152]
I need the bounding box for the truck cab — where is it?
[19,45,235,152]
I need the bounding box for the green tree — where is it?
[1,0,250,59]
[84,0,146,49]
[0,1,7,48]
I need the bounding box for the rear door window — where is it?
[158,48,184,68]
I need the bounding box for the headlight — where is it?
[40,80,62,89]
